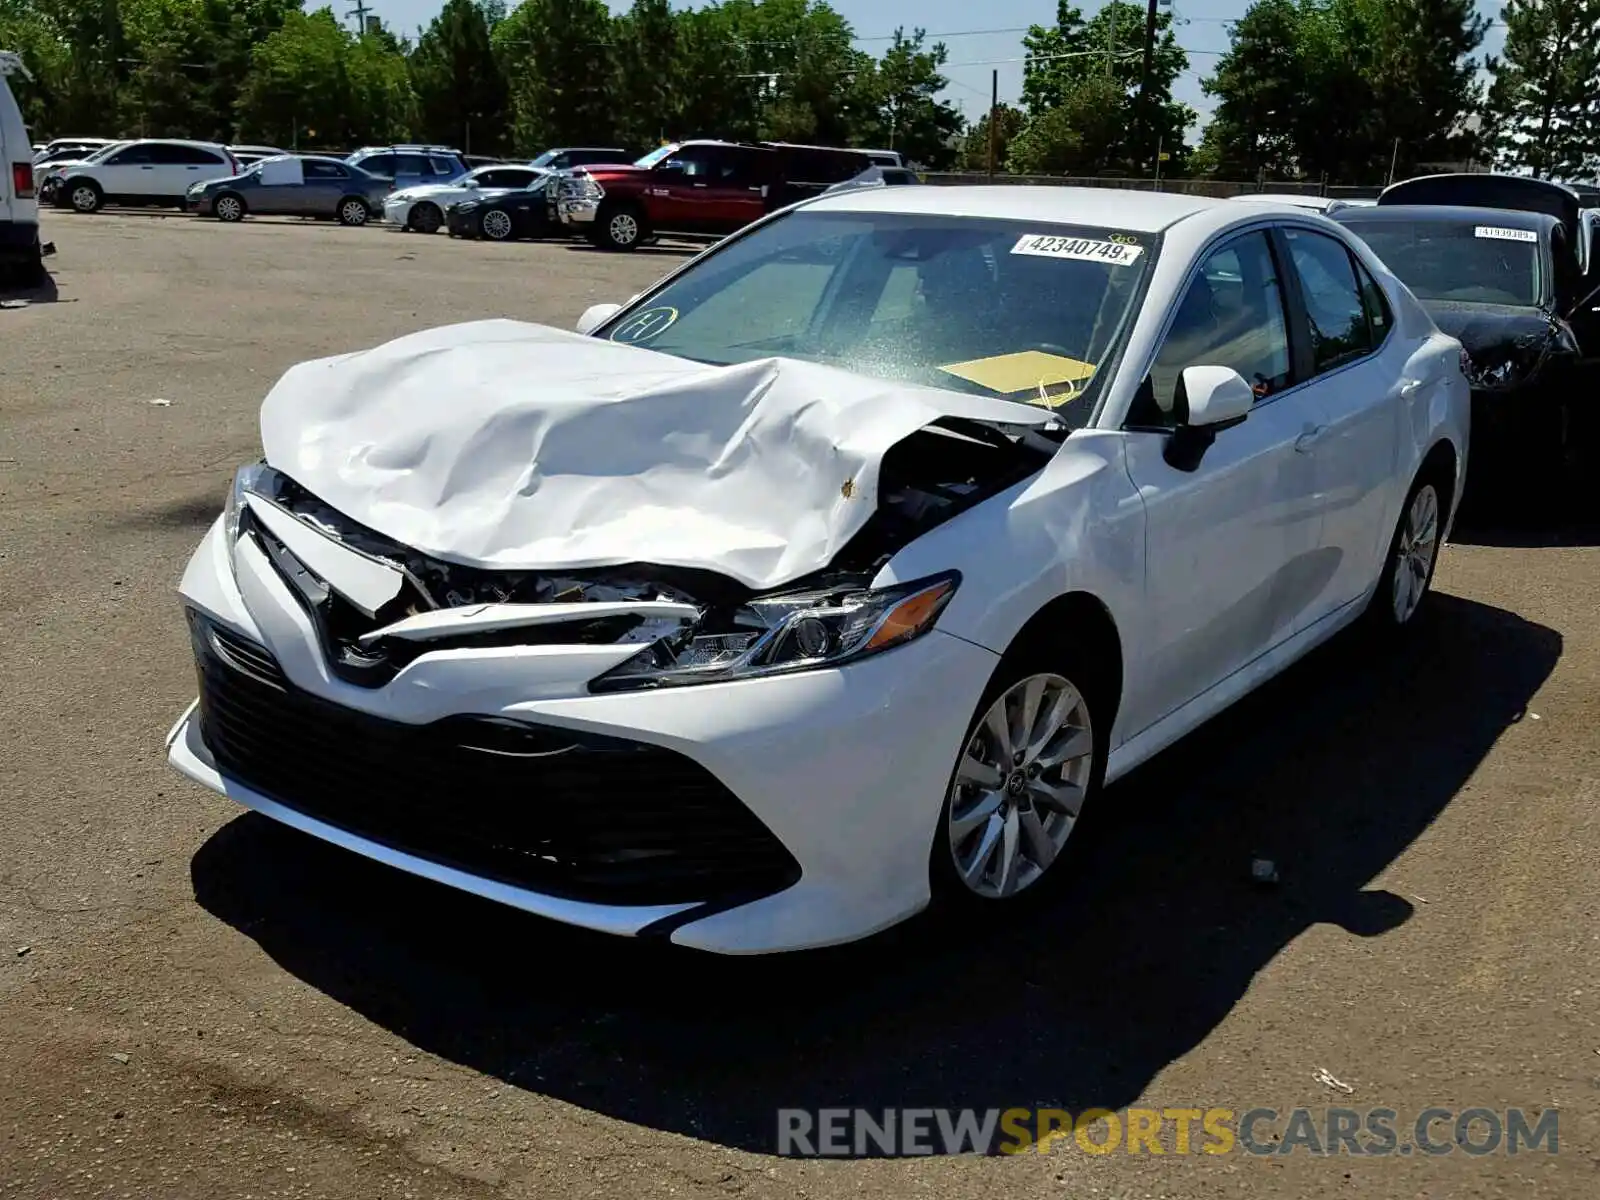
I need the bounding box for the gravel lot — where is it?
[1,212,1597,1199]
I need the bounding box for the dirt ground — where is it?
[1,212,1596,1199]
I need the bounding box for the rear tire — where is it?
[409,201,442,234]
[1362,468,1447,634]
[337,197,370,226]
[930,641,1109,913]
[213,192,246,223]
[67,179,103,214]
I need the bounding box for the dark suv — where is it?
[555,140,872,250]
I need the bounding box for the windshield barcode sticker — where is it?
[1011,234,1144,265]
[1474,226,1538,243]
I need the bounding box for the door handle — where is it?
[1400,380,1423,399]
[139,165,154,170]
[1293,424,1327,454]
[692,183,708,189]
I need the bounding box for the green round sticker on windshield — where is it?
[610,306,679,344]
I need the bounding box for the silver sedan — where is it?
[187,156,390,226]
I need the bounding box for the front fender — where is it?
[871,429,1145,735]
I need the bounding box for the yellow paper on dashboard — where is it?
[937,350,1096,404]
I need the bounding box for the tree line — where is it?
[0,0,1595,184]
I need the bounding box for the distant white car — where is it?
[168,186,1470,954]
[42,138,239,211]
[384,163,548,233]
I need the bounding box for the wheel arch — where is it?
[995,590,1126,734]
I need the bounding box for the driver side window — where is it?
[1131,231,1292,427]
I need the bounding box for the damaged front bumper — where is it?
[168,513,999,953]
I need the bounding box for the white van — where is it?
[0,50,43,283]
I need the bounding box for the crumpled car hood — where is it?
[1424,301,1555,356]
[259,319,1055,590]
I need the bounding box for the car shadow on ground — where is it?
[1450,429,1600,548]
[191,592,1559,1155]
[0,271,61,305]
[563,241,701,258]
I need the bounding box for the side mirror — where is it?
[576,302,622,336]
[1181,365,1255,428]
[1162,365,1254,472]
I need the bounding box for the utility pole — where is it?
[347,1,373,33]
[1107,5,1116,77]
[1137,0,1159,173]
[987,68,998,179]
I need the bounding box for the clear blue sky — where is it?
[367,0,1508,134]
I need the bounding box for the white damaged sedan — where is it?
[167,186,1470,953]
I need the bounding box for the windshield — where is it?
[1341,219,1543,306]
[595,210,1156,423]
[633,143,680,169]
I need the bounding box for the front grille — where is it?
[187,611,801,907]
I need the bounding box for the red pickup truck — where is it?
[555,139,873,250]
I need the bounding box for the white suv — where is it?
[43,138,239,212]
[0,50,42,283]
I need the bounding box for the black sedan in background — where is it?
[1335,203,1598,496]
[446,176,562,241]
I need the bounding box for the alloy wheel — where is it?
[215,196,243,222]
[947,672,1094,899]
[1391,483,1440,624]
[71,185,98,213]
[340,200,368,226]
[482,209,513,240]
[608,211,640,246]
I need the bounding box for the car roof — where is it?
[125,137,227,148]
[802,184,1225,233]
[1334,203,1558,232]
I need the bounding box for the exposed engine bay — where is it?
[239,415,1057,691]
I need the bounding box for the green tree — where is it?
[1203,0,1487,182]
[493,0,615,154]
[855,28,964,167]
[1019,1,1193,173]
[612,0,679,149]
[410,0,509,153]
[1007,75,1129,174]
[236,7,413,149]
[1484,0,1600,178]
[960,100,1025,171]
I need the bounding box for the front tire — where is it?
[931,649,1107,909]
[1364,472,1445,633]
[337,197,370,226]
[68,179,103,214]
[595,203,646,251]
[408,201,442,234]
[213,192,246,223]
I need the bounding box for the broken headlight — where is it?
[589,572,960,693]
[223,460,275,545]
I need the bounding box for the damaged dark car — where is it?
[1338,183,1600,493]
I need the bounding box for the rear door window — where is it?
[1283,228,1375,373]
[105,144,153,165]
[303,160,349,180]
[358,153,395,178]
